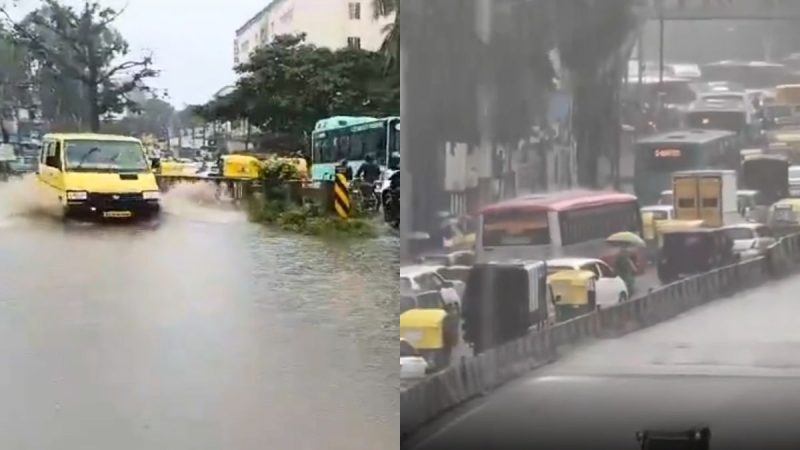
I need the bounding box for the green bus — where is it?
[634,128,740,205]
[310,115,400,181]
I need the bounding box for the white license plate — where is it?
[401,330,423,345]
[103,211,132,218]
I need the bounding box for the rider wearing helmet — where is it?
[356,154,382,184]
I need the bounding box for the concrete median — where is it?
[400,233,800,439]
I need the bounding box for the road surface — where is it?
[0,178,398,450]
[406,271,800,450]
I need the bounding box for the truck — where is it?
[672,169,740,227]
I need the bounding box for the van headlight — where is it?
[142,190,160,200]
[66,191,88,201]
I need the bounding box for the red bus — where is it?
[476,190,645,271]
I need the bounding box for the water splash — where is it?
[0,175,63,225]
[160,181,246,224]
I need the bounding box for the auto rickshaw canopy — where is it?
[222,154,262,180]
[400,309,447,350]
[547,269,596,307]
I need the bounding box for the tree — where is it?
[372,0,399,71]
[102,97,175,138]
[7,0,158,132]
[202,33,398,147]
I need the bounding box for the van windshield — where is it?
[64,140,149,172]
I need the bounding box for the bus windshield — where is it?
[481,211,550,246]
[64,140,149,172]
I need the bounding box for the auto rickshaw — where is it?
[767,198,800,236]
[221,154,262,180]
[399,308,458,371]
[653,219,705,248]
[657,228,737,284]
[548,270,597,323]
[641,205,674,255]
[462,261,548,354]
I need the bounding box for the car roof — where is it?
[400,265,442,278]
[547,257,602,267]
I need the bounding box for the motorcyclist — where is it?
[356,154,382,184]
[335,158,353,182]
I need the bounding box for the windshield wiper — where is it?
[74,147,102,170]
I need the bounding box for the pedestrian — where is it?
[614,246,637,296]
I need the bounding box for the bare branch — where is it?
[99,55,151,83]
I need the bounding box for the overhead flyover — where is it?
[636,0,800,21]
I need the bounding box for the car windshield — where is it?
[723,227,755,241]
[64,140,149,172]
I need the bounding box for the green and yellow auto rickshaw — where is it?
[399,308,458,371]
[547,270,597,323]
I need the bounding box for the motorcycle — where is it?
[350,178,381,214]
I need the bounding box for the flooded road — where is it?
[0,178,399,450]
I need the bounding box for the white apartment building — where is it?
[234,0,392,66]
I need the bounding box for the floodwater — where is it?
[0,176,399,450]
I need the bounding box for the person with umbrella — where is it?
[606,231,646,296]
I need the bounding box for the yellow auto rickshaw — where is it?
[399,308,458,371]
[548,270,597,323]
[654,219,705,248]
[222,154,262,180]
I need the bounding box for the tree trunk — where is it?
[86,77,100,132]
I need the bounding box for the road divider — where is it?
[401,234,800,440]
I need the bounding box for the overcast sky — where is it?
[11,0,269,108]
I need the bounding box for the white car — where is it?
[401,339,428,380]
[547,258,629,305]
[720,223,776,259]
[790,166,800,197]
[400,265,461,310]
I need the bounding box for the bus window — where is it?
[559,203,640,246]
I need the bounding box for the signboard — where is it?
[654,148,682,158]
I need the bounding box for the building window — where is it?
[348,2,361,19]
[347,37,361,49]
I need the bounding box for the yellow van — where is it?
[37,133,161,219]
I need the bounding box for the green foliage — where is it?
[248,197,376,238]
[372,0,399,72]
[9,0,158,131]
[200,33,398,144]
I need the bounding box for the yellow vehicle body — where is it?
[654,219,705,247]
[222,154,262,180]
[159,161,198,177]
[37,133,161,219]
[399,309,447,350]
[548,270,597,307]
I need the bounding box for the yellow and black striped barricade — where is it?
[334,173,351,219]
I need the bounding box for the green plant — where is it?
[247,196,376,238]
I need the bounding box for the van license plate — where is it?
[103,211,132,218]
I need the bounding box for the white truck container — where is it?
[672,169,739,227]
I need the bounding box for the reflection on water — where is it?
[0,179,399,449]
